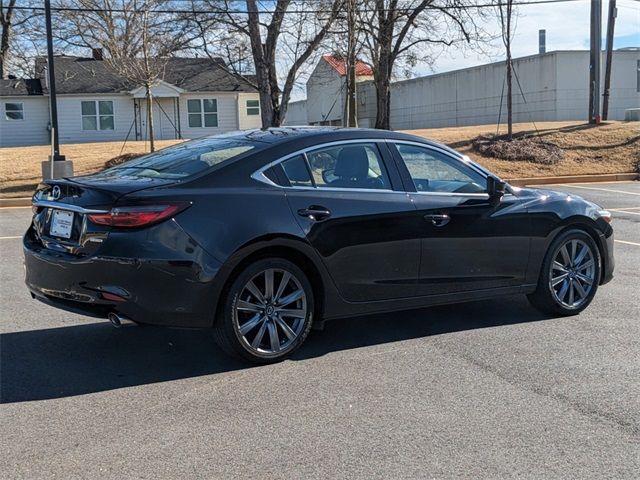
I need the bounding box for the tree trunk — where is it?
[145,84,155,152]
[0,3,14,79]
[374,50,392,130]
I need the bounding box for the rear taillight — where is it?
[88,204,189,228]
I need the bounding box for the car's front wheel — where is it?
[527,229,601,316]
[213,258,314,363]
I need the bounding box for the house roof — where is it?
[321,54,374,77]
[0,78,43,96]
[24,56,257,96]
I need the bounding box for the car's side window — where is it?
[281,154,313,187]
[306,143,390,190]
[395,144,487,194]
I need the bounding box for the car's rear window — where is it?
[105,138,256,179]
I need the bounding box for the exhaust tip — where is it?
[108,312,135,328]
[108,312,122,328]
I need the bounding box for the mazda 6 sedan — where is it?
[24,128,614,363]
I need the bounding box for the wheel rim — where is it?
[549,239,596,309]
[233,268,308,356]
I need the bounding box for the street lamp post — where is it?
[42,0,73,180]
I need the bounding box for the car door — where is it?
[269,140,421,303]
[389,141,531,296]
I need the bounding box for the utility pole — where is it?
[42,0,73,180]
[602,0,616,120]
[343,0,357,127]
[588,0,602,124]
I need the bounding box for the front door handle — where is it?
[298,205,331,222]
[424,213,450,227]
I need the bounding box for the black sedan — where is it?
[24,128,614,363]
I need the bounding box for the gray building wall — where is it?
[305,60,345,125]
[285,50,639,130]
[284,100,308,125]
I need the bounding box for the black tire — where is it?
[212,257,315,364]
[527,228,601,316]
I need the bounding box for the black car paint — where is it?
[23,128,614,328]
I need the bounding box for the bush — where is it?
[104,153,144,169]
[472,135,564,165]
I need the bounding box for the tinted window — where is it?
[395,144,487,194]
[305,143,389,190]
[281,155,313,187]
[105,138,256,179]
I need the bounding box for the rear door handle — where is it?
[424,213,450,227]
[298,205,331,222]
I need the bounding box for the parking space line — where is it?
[612,210,640,216]
[0,235,22,240]
[608,207,640,211]
[557,184,640,196]
[615,239,640,247]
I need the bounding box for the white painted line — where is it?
[557,184,640,196]
[612,210,640,216]
[608,207,640,211]
[0,206,31,210]
[0,235,22,240]
[615,239,640,247]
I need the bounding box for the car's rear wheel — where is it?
[213,258,314,363]
[527,229,600,316]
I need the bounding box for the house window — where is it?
[187,99,218,128]
[5,102,24,120]
[81,100,114,130]
[246,99,260,116]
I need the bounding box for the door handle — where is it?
[424,213,450,227]
[298,205,331,222]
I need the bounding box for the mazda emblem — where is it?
[51,185,61,200]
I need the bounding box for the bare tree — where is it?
[52,0,199,58]
[105,10,166,151]
[496,0,514,139]
[1,0,39,78]
[358,0,487,130]
[188,0,343,128]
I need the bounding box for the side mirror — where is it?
[487,176,506,207]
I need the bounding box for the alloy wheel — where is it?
[233,268,308,356]
[549,239,596,309]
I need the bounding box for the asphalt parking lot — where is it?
[1,181,639,479]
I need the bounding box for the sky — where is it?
[415,0,640,76]
[292,0,639,99]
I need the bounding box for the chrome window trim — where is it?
[251,138,396,193]
[250,137,512,199]
[33,200,109,214]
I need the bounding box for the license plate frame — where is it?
[50,209,74,239]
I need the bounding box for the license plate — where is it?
[50,210,74,239]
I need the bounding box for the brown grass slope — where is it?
[406,121,639,179]
[1,121,637,198]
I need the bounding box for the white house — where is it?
[0,54,262,147]
[286,49,640,129]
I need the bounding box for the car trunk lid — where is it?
[30,176,174,255]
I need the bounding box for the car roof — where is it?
[205,127,461,156]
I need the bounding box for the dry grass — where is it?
[0,139,184,198]
[1,121,638,198]
[406,121,640,179]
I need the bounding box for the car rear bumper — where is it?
[23,224,223,328]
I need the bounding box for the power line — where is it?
[6,0,595,15]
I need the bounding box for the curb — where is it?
[507,172,638,187]
[0,197,32,208]
[1,173,637,208]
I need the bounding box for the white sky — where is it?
[425,0,640,76]
[291,0,640,100]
